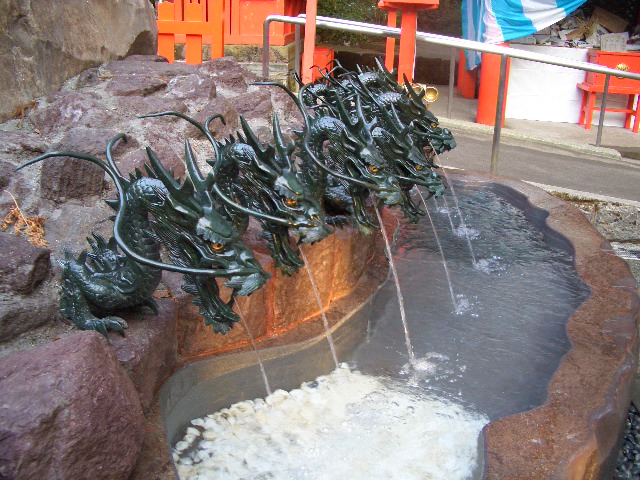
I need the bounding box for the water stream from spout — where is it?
[416,188,458,312]
[236,300,272,396]
[299,247,340,368]
[441,169,477,266]
[440,195,457,232]
[429,141,477,266]
[373,203,415,362]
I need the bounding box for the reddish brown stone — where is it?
[166,74,217,102]
[272,235,336,333]
[101,58,194,81]
[29,91,119,134]
[105,75,168,97]
[170,253,275,358]
[108,299,178,412]
[0,332,145,480]
[331,226,379,299]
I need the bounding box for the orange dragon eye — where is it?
[431,122,438,128]
[211,242,224,252]
[416,165,424,171]
[285,198,298,206]
[368,166,379,173]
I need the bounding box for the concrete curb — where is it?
[524,182,640,208]
[440,117,623,160]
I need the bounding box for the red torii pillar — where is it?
[378,0,438,83]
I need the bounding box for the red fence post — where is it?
[157,2,177,63]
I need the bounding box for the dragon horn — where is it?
[272,114,294,171]
[404,74,427,102]
[204,114,226,133]
[389,104,410,139]
[355,95,376,132]
[238,116,281,176]
[145,146,194,202]
[333,93,357,128]
[239,116,269,156]
[184,139,215,192]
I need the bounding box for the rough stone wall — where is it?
[0,0,157,122]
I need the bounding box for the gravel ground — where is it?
[615,403,640,479]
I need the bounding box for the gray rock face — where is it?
[0,0,157,122]
[0,332,145,480]
[40,128,125,202]
[0,279,58,341]
[0,234,51,295]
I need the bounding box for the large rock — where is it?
[108,298,178,412]
[0,234,50,295]
[0,332,145,479]
[0,0,157,122]
[40,127,126,202]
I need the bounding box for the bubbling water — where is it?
[174,365,489,480]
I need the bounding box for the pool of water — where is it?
[353,184,590,420]
[169,182,591,478]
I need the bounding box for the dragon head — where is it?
[236,115,331,245]
[143,141,269,297]
[328,94,403,207]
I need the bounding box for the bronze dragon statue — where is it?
[140,111,331,275]
[18,134,269,336]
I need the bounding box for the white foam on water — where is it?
[174,366,489,480]
[453,226,479,239]
[473,256,505,274]
[454,294,472,315]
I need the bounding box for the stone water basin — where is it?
[158,171,639,479]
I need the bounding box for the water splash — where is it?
[174,367,488,480]
[473,256,506,274]
[299,246,340,368]
[236,300,272,396]
[373,204,414,362]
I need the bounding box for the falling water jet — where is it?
[236,300,272,396]
[442,170,477,266]
[416,188,459,312]
[439,194,457,232]
[299,246,340,369]
[428,141,477,266]
[373,203,415,362]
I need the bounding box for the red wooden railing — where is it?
[157,0,224,64]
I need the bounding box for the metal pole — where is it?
[295,25,301,77]
[595,74,610,148]
[262,18,272,78]
[490,54,508,174]
[447,47,455,119]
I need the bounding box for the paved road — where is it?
[435,131,640,203]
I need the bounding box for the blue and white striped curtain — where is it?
[461,0,485,70]
[461,0,587,69]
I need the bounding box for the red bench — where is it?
[577,81,640,133]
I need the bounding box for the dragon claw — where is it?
[83,316,128,339]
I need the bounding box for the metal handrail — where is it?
[262,14,640,172]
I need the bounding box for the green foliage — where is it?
[317,0,386,45]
